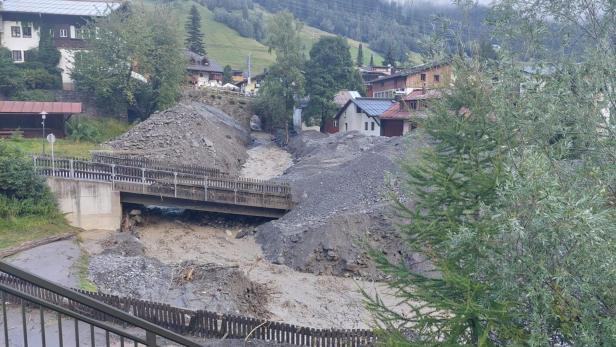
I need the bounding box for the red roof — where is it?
[0,101,82,114]
[381,102,411,120]
[403,89,442,101]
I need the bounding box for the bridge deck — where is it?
[34,156,293,216]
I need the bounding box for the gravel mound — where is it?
[107,102,250,174]
[256,130,431,279]
[89,233,270,318]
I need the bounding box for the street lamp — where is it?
[41,111,47,155]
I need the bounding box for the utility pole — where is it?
[247,53,252,86]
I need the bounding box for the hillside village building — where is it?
[0,0,123,90]
[330,88,442,137]
[186,50,224,87]
[334,98,395,136]
[369,60,451,98]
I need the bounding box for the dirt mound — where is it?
[174,261,270,318]
[107,102,249,175]
[88,233,270,318]
[183,89,253,129]
[256,131,431,279]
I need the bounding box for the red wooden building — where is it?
[0,101,82,138]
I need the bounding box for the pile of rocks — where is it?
[107,102,250,175]
[256,130,432,280]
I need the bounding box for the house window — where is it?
[75,27,85,39]
[22,27,32,38]
[333,120,338,128]
[11,26,21,37]
[49,28,55,37]
[345,123,348,131]
[410,100,418,110]
[364,122,369,131]
[371,122,375,131]
[59,29,68,38]
[434,74,440,82]
[420,73,426,81]
[11,50,23,62]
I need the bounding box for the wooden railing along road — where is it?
[33,155,293,212]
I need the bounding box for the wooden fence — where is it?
[0,275,377,346]
[91,152,224,177]
[33,155,293,211]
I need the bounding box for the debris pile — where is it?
[256,130,431,279]
[107,102,250,174]
[88,232,271,318]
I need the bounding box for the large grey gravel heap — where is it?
[256,130,432,280]
[107,102,250,174]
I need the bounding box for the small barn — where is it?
[0,101,82,138]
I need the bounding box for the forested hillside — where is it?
[148,0,384,72]
[255,0,489,63]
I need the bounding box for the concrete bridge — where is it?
[34,155,293,231]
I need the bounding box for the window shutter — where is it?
[69,25,76,39]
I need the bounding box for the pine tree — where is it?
[185,5,206,56]
[369,54,374,67]
[356,43,364,66]
[382,46,395,67]
[368,63,512,344]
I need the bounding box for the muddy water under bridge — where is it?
[33,154,293,230]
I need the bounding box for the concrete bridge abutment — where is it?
[46,177,122,231]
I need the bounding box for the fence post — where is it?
[204,179,208,201]
[111,164,116,190]
[33,156,37,174]
[142,168,146,193]
[69,159,74,179]
[174,172,178,198]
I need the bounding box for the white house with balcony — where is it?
[0,0,123,90]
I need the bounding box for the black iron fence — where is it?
[0,262,203,347]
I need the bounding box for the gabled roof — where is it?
[335,98,395,119]
[0,0,123,16]
[371,59,451,84]
[333,90,361,108]
[380,102,428,120]
[185,50,223,73]
[0,101,82,114]
[403,89,442,101]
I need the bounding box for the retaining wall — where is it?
[46,177,121,231]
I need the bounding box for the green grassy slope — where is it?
[142,0,383,74]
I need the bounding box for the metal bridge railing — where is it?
[0,262,202,347]
[32,155,294,211]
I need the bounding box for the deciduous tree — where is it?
[253,11,304,141]
[72,3,185,120]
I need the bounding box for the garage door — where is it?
[381,120,404,137]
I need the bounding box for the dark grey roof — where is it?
[0,0,123,16]
[371,59,451,83]
[185,50,223,73]
[335,98,395,119]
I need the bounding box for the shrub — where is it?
[0,142,59,218]
[11,89,56,101]
[67,116,130,143]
